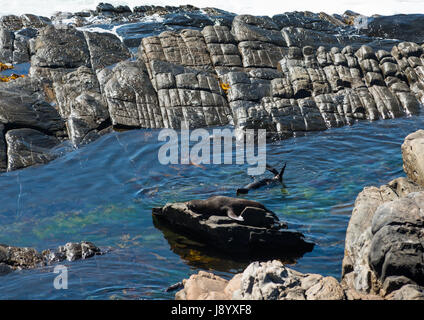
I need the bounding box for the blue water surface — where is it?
[0,115,422,299]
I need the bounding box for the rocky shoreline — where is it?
[0,3,423,172]
[175,130,424,300]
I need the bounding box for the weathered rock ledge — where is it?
[0,241,104,275]
[174,129,424,300]
[153,199,314,259]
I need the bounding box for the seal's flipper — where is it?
[277,162,287,182]
[266,164,279,176]
[226,207,244,221]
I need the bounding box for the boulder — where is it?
[0,15,23,31]
[235,260,345,300]
[103,60,162,128]
[176,260,346,300]
[232,15,285,46]
[52,66,110,146]
[369,193,424,286]
[152,199,314,258]
[402,130,424,186]
[0,89,65,135]
[5,128,61,171]
[342,173,424,297]
[0,28,14,63]
[12,31,31,64]
[20,14,51,29]
[31,25,91,69]
[175,271,239,300]
[83,31,131,71]
[54,241,102,261]
[282,27,343,49]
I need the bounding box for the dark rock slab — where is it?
[83,31,131,71]
[0,28,14,63]
[232,15,285,46]
[0,15,23,30]
[273,12,342,31]
[0,89,64,134]
[21,14,51,29]
[31,25,91,69]
[152,199,314,258]
[365,14,424,44]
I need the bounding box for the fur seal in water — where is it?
[186,195,277,222]
[237,163,286,195]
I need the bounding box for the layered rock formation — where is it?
[175,129,424,300]
[1,4,424,172]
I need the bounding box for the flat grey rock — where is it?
[152,199,314,258]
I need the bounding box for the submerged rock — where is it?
[0,241,103,275]
[152,197,314,258]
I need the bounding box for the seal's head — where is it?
[186,199,201,211]
[186,199,211,214]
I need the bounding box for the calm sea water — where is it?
[0,115,422,299]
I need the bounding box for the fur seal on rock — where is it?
[186,195,278,222]
[237,163,286,195]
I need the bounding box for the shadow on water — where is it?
[152,216,302,273]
